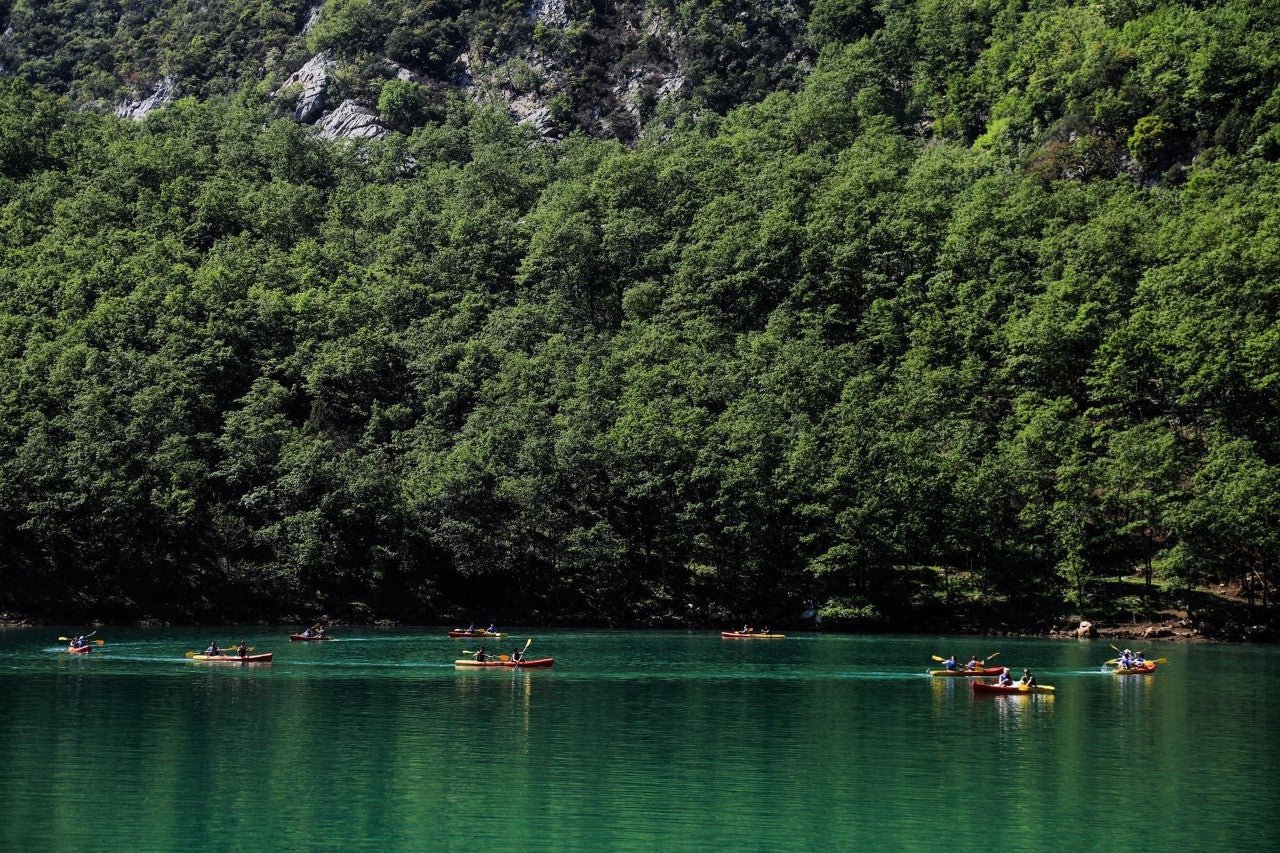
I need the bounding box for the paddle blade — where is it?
[58,637,70,642]
[1110,643,1121,652]
[986,652,1000,661]
[931,655,946,662]
[1154,658,1168,665]
[1105,659,1119,666]
[184,652,196,658]
[93,639,105,645]
[524,638,533,652]
[498,655,510,661]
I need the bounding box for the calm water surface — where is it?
[1,629,1276,850]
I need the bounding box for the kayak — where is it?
[929,667,1005,677]
[1114,662,1158,675]
[289,634,332,641]
[721,632,786,639]
[448,631,508,638]
[973,681,1054,695]
[454,658,554,668]
[190,653,274,663]
[67,645,91,654]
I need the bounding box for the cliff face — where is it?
[0,0,813,140]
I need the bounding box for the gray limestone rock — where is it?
[116,76,177,121]
[277,53,338,124]
[315,101,389,141]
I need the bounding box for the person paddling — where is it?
[205,641,220,656]
[511,646,524,664]
[1019,668,1037,687]
[473,647,488,662]
[944,655,958,672]
[997,667,1013,687]
[965,655,983,671]
[486,623,497,635]
[236,641,249,658]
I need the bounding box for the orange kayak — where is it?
[454,658,554,668]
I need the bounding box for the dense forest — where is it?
[1,0,1279,632]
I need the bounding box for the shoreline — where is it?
[2,612,1270,643]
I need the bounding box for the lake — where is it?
[1,628,1277,850]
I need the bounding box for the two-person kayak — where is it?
[1114,662,1158,675]
[448,630,508,638]
[972,681,1055,695]
[721,632,786,639]
[454,658,554,668]
[190,653,274,663]
[929,667,1005,677]
[289,634,332,641]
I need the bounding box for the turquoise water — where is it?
[1,629,1276,850]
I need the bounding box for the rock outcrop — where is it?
[116,76,177,120]
[277,53,337,123]
[315,101,389,141]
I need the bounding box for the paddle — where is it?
[59,638,104,645]
[1020,683,1055,692]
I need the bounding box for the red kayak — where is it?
[448,630,507,638]
[67,645,91,654]
[973,681,1055,695]
[191,653,274,663]
[289,634,332,641]
[454,658,554,668]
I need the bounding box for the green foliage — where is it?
[2,0,1280,628]
[377,79,434,130]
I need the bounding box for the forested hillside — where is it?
[1,0,1279,630]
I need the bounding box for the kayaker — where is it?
[236,641,249,657]
[206,641,220,656]
[473,647,488,662]
[965,655,982,671]
[997,667,1013,687]
[465,624,475,633]
[316,626,326,638]
[1118,649,1133,668]
[301,627,313,638]
[74,635,87,649]
[944,655,957,672]
[486,623,496,635]
[761,626,771,635]
[1019,668,1037,687]
[511,647,524,663]
[741,624,752,634]
[1132,651,1146,666]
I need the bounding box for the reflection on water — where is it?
[992,689,1055,730]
